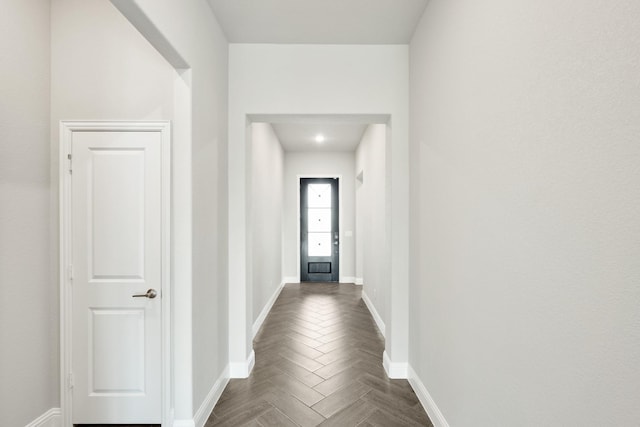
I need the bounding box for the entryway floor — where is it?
[207,283,432,426]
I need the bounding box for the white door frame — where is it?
[59,121,172,426]
[296,174,344,283]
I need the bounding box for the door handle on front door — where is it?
[132,289,158,299]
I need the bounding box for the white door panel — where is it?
[71,130,162,423]
[89,308,145,394]
[90,147,146,280]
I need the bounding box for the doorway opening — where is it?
[60,121,171,425]
[300,177,340,282]
[230,114,395,377]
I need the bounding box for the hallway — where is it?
[207,283,432,426]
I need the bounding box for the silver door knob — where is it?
[132,289,158,299]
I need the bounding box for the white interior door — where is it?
[70,129,163,424]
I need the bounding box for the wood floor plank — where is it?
[357,372,421,407]
[213,380,273,417]
[313,347,352,365]
[314,356,362,380]
[283,339,325,360]
[364,408,417,427]
[206,283,432,427]
[315,337,351,353]
[279,348,325,372]
[361,389,433,426]
[268,373,326,406]
[317,399,375,426]
[256,408,298,427]
[315,329,348,344]
[311,381,370,418]
[263,390,326,427]
[289,323,324,339]
[209,399,273,426]
[313,367,368,396]
[286,331,325,348]
[273,357,325,387]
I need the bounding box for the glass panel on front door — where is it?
[308,184,331,207]
[308,232,332,256]
[307,184,332,256]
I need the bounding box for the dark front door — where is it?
[300,178,339,282]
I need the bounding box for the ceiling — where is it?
[272,122,368,152]
[252,115,388,153]
[207,0,429,44]
[210,0,422,152]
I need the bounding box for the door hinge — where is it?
[67,153,72,174]
[67,265,73,283]
[67,372,74,389]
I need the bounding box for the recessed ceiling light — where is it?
[315,134,325,143]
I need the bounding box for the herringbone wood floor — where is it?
[206,283,432,426]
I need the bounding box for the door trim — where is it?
[59,121,171,426]
[296,175,343,282]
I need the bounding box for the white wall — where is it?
[51,0,176,422]
[116,0,230,419]
[283,151,356,282]
[355,125,387,324]
[186,12,229,420]
[409,1,640,425]
[229,44,409,371]
[0,1,53,425]
[51,0,175,122]
[51,0,230,422]
[251,123,284,321]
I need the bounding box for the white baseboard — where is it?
[229,349,255,378]
[173,419,195,427]
[193,365,230,427]
[408,365,450,427]
[25,408,61,427]
[340,276,356,284]
[355,277,364,285]
[362,290,385,337]
[253,281,285,338]
[383,350,408,379]
[282,276,298,284]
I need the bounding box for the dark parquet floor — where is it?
[206,283,432,426]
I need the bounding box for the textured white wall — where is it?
[283,151,356,281]
[229,44,409,368]
[116,0,230,416]
[51,0,175,122]
[355,125,387,323]
[50,0,177,421]
[409,1,640,425]
[0,1,53,425]
[251,123,284,320]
